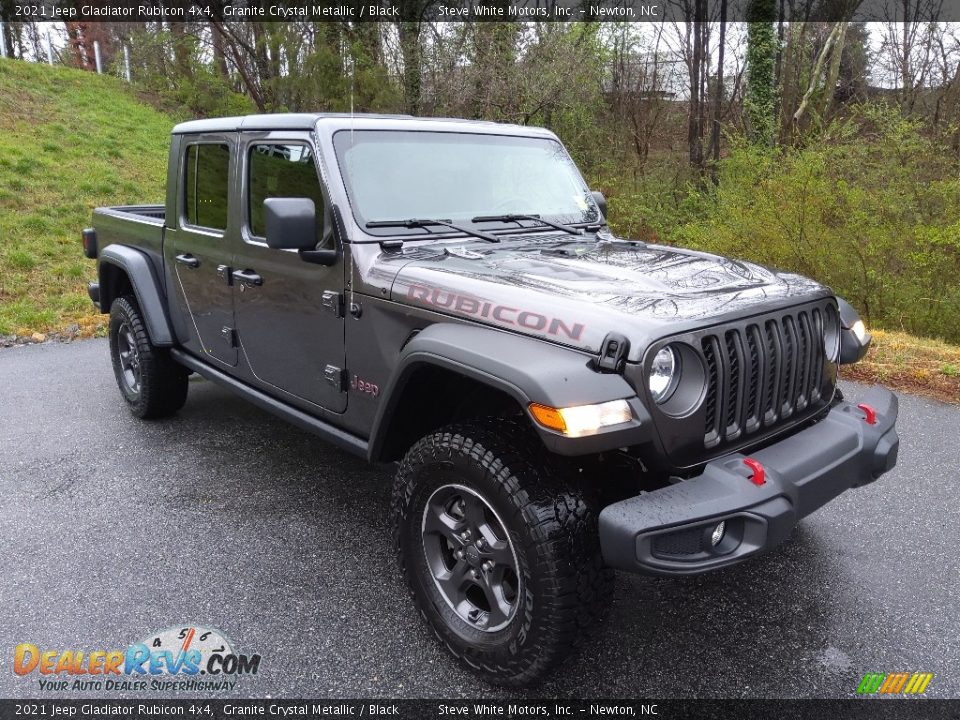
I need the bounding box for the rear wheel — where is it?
[392,419,613,686]
[109,295,188,419]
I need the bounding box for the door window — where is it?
[248,143,326,245]
[183,143,230,231]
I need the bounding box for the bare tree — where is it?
[877,0,945,114]
[606,23,676,167]
[709,0,728,181]
[792,21,847,126]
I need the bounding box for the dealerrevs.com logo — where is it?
[13,626,261,692]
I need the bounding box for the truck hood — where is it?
[389,234,830,361]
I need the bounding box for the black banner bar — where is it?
[3,699,960,720]
[8,0,960,23]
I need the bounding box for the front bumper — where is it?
[598,386,899,576]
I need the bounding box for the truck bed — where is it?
[97,204,166,223]
[92,204,166,258]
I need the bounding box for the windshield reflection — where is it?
[332,130,601,237]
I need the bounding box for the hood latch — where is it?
[597,332,630,373]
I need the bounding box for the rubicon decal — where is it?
[13,626,261,692]
[856,672,933,695]
[407,284,585,341]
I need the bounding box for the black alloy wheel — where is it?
[421,483,521,632]
[114,320,142,395]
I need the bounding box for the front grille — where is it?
[701,306,828,449]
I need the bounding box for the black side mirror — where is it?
[264,197,338,266]
[590,191,607,220]
[264,197,318,250]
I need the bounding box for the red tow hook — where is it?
[857,403,878,425]
[743,458,766,486]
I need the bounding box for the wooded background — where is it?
[1,8,959,342]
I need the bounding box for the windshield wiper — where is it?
[471,213,582,236]
[366,218,500,243]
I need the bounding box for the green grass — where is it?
[0,59,174,336]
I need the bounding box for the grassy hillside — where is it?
[0,59,173,337]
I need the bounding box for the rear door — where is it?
[231,132,347,413]
[164,134,238,366]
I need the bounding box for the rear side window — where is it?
[248,143,325,244]
[183,143,230,231]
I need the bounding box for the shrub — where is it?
[610,105,960,343]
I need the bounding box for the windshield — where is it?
[332,130,601,237]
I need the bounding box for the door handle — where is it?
[232,269,263,288]
[175,253,200,269]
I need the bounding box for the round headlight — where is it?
[649,346,679,403]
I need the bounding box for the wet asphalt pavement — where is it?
[1,338,958,700]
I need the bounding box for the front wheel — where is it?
[109,295,188,419]
[391,420,613,686]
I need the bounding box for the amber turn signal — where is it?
[528,403,567,433]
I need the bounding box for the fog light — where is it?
[710,521,726,547]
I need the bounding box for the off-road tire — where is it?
[109,295,188,419]
[392,419,614,686]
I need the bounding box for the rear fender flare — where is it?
[97,245,174,346]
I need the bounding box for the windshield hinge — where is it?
[321,291,343,318]
[597,332,629,373]
[324,365,347,392]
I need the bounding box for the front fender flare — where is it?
[97,245,175,346]
[368,323,651,460]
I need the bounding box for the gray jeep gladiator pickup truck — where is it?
[82,113,899,685]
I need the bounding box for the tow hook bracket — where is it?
[597,332,630,373]
[743,458,766,486]
[857,403,878,425]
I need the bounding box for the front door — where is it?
[165,137,238,366]
[232,134,347,413]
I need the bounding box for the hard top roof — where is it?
[170,113,551,137]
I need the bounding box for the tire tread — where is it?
[109,295,188,419]
[391,418,613,685]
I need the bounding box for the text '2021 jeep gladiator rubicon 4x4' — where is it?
[82,113,899,685]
